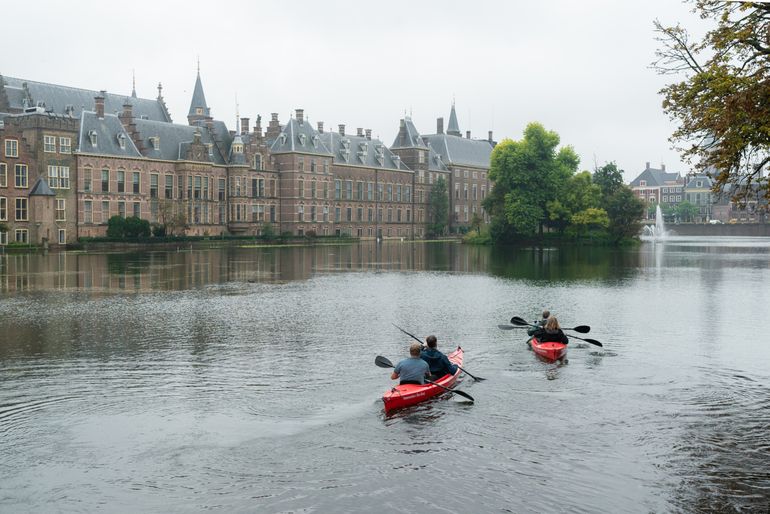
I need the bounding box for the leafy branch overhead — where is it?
[653,1,770,204]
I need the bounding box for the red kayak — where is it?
[529,336,567,361]
[382,347,463,413]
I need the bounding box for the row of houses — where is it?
[0,70,495,246]
[628,163,768,223]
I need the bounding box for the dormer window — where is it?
[340,148,350,163]
[359,142,368,153]
[639,180,646,187]
[88,130,98,147]
[278,133,287,145]
[254,154,262,170]
[298,133,306,146]
[207,144,213,156]
[117,133,126,150]
[393,155,401,168]
[311,135,319,148]
[196,108,203,115]
[233,142,243,154]
[150,136,160,150]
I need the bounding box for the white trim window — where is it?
[48,165,70,189]
[0,229,7,245]
[0,162,6,187]
[0,196,6,221]
[15,229,28,243]
[44,135,56,153]
[4,139,18,157]
[59,137,71,154]
[58,229,66,244]
[15,197,28,221]
[56,198,66,221]
[15,164,28,188]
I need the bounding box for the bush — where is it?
[462,228,492,245]
[151,223,166,237]
[305,230,317,238]
[107,216,151,239]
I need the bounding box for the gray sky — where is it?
[4,0,702,181]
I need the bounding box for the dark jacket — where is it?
[420,348,458,378]
[537,328,569,344]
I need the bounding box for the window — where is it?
[367,182,374,201]
[311,159,316,173]
[133,202,141,218]
[58,229,66,244]
[298,204,304,222]
[397,209,402,222]
[101,169,110,192]
[346,207,352,222]
[83,168,92,192]
[0,197,6,220]
[132,172,140,194]
[387,184,393,202]
[165,175,173,199]
[15,164,28,188]
[118,134,126,150]
[0,230,6,245]
[101,201,110,223]
[118,201,126,218]
[194,176,202,199]
[15,229,28,243]
[254,154,262,170]
[5,139,18,157]
[59,137,71,154]
[299,179,304,198]
[15,197,28,220]
[298,157,304,172]
[48,166,70,189]
[117,170,125,193]
[311,205,317,222]
[335,207,341,222]
[84,200,93,223]
[56,199,66,221]
[323,161,329,174]
[218,178,226,201]
[150,174,158,198]
[311,179,317,199]
[323,181,328,199]
[88,131,97,147]
[367,208,373,222]
[0,163,6,187]
[405,186,411,203]
[357,207,363,221]
[378,183,383,201]
[639,180,646,187]
[387,208,392,222]
[335,180,341,200]
[346,180,353,200]
[396,184,402,202]
[44,135,56,153]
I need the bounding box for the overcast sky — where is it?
[4,0,704,181]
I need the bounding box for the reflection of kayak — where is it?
[529,337,567,361]
[382,347,463,413]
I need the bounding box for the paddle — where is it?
[391,324,485,382]
[374,355,475,403]
[510,316,603,347]
[498,323,590,333]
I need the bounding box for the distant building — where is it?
[683,173,715,222]
[628,162,684,219]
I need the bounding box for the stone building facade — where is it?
[0,71,495,246]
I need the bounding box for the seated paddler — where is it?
[420,335,458,380]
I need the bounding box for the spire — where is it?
[447,101,461,137]
[131,69,137,98]
[188,64,210,120]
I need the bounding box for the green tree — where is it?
[593,162,625,197]
[675,200,699,222]
[605,188,645,243]
[106,216,126,238]
[427,176,449,237]
[124,216,150,238]
[261,222,275,240]
[484,122,579,240]
[654,2,770,204]
[571,207,610,237]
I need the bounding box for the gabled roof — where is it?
[422,133,493,169]
[187,72,210,118]
[447,104,461,137]
[629,167,682,187]
[269,117,332,155]
[29,177,55,196]
[134,118,227,164]
[684,174,714,189]
[78,112,142,158]
[2,76,171,122]
[320,132,411,171]
[391,117,428,149]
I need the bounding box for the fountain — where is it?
[641,205,670,239]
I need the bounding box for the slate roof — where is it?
[269,117,332,155]
[78,112,143,158]
[629,167,682,187]
[187,72,210,118]
[134,118,228,164]
[2,76,171,122]
[446,104,461,136]
[320,132,410,171]
[684,174,714,189]
[391,117,428,149]
[29,177,55,196]
[422,133,493,169]
[228,134,247,165]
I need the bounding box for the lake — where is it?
[1,237,769,513]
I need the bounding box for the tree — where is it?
[427,176,449,237]
[654,2,770,204]
[157,199,187,236]
[675,200,699,222]
[593,162,625,197]
[571,208,610,237]
[106,216,126,238]
[484,122,579,240]
[605,188,645,242]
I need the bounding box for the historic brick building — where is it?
[0,70,495,246]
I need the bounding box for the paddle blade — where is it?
[570,325,591,334]
[375,355,395,368]
[510,316,531,326]
[497,324,522,330]
[451,389,475,403]
[583,338,603,347]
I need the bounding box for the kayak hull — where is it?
[382,347,463,413]
[529,337,567,361]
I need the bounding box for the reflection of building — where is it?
[1,71,495,246]
[629,162,684,219]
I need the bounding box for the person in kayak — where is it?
[527,310,550,336]
[420,335,458,380]
[391,342,431,385]
[536,316,569,344]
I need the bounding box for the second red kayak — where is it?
[529,337,567,361]
[382,347,463,413]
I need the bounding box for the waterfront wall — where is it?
[666,223,770,237]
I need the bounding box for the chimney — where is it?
[661,163,666,171]
[466,130,471,139]
[255,115,262,135]
[317,121,324,134]
[121,100,133,119]
[437,117,444,134]
[365,128,372,140]
[266,113,281,139]
[338,124,345,136]
[295,109,304,124]
[646,161,650,169]
[241,117,250,135]
[357,127,363,137]
[488,130,493,142]
[95,91,105,119]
